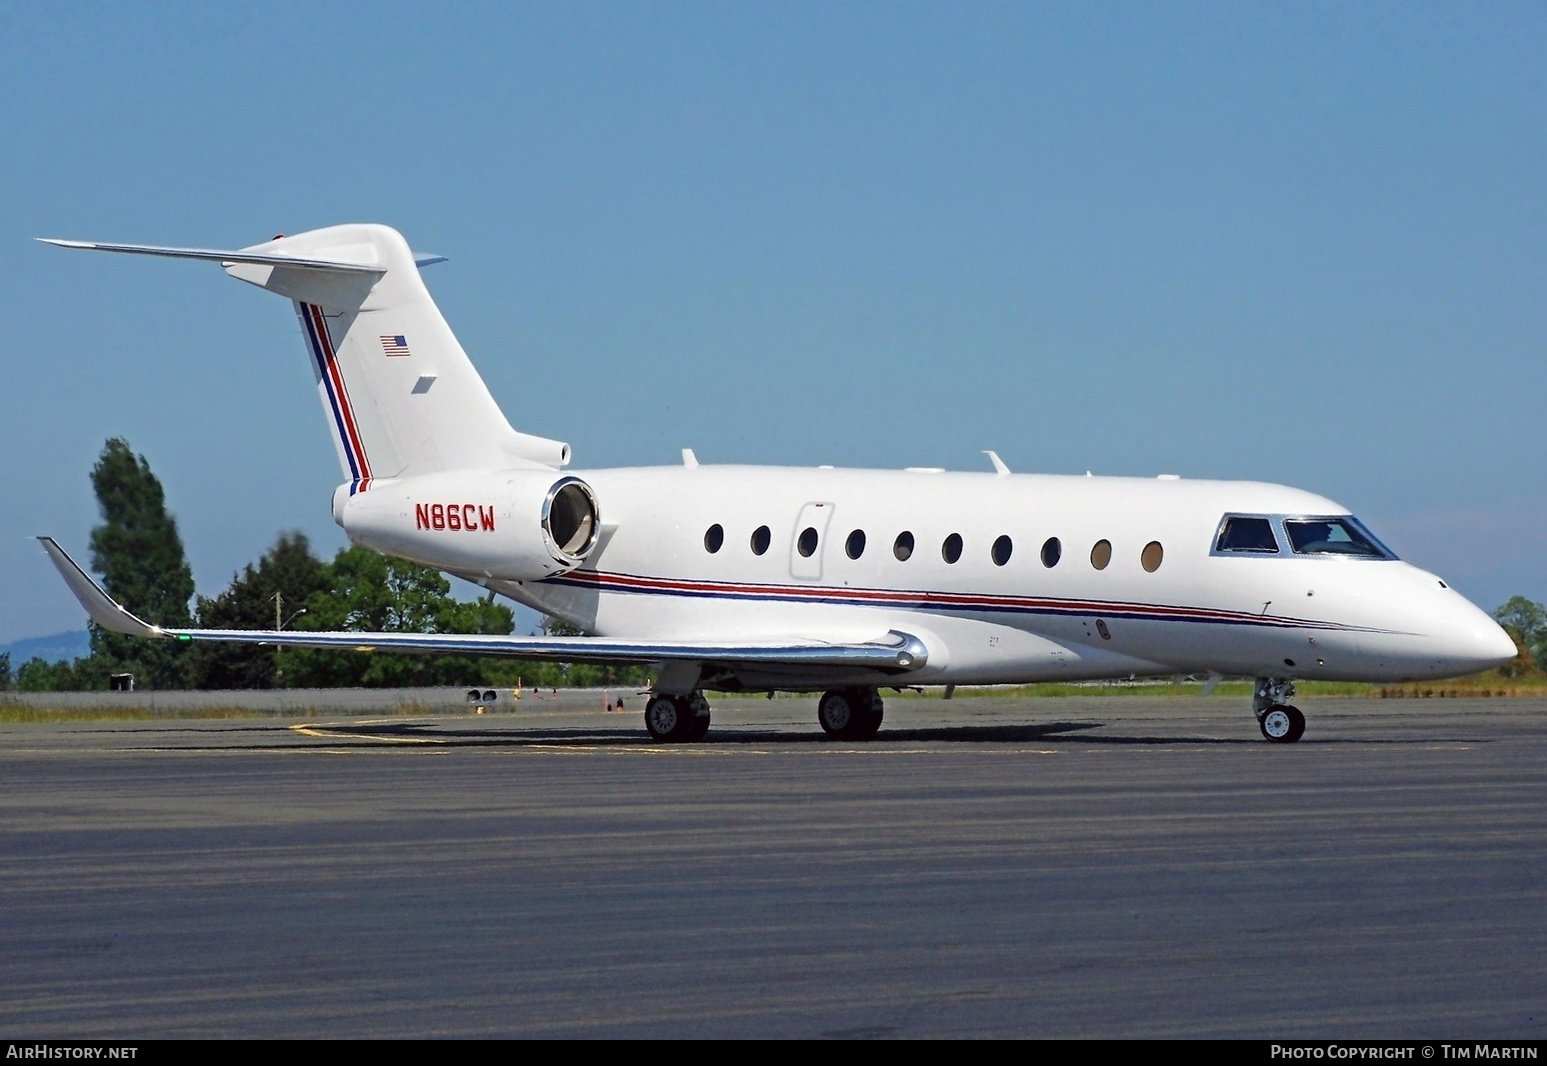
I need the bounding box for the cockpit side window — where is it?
[1285,517,1392,558]
[1216,516,1279,554]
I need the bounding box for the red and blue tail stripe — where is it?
[299,303,372,494]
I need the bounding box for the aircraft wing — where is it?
[37,538,927,673]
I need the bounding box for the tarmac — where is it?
[0,691,1543,1038]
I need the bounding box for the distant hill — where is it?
[1,630,90,664]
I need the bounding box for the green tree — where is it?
[16,656,80,692]
[187,532,331,689]
[491,615,654,690]
[1493,596,1546,676]
[0,651,10,691]
[85,438,196,689]
[281,546,516,688]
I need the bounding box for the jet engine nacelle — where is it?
[335,471,600,580]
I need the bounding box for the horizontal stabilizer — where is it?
[38,538,928,673]
[37,238,385,274]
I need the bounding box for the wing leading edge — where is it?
[36,538,928,673]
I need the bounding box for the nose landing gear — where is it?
[1253,677,1305,743]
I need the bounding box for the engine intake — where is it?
[543,477,599,564]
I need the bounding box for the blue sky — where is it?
[2,2,1543,643]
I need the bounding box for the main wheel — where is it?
[817,689,856,738]
[818,688,883,740]
[1260,705,1306,743]
[851,690,883,740]
[683,712,711,742]
[645,695,690,741]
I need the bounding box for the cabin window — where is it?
[1216,516,1279,554]
[942,533,963,564]
[893,531,915,561]
[991,535,1013,566]
[1141,541,1163,572]
[798,526,819,558]
[1090,539,1112,570]
[1041,537,1061,568]
[1285,517,1390,558]
[750,525,771,555]
[704,524,724,554]
[846,529,866,560]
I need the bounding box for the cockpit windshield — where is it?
[1213,514,1398,560]
[1216,516,1280,553]
[1284,517,1392,558]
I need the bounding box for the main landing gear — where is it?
[817,687,884,741]
[1253,677,1305,744]
[642,687,888,743]
[644,692,711,742]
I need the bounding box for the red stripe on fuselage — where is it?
[306,304,371,487]
[551,569,1372,632]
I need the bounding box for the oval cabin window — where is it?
[798,526,819,558]
[991,535,1013,566]
[1141,541,1164,572]
[704,524,724,554]
[1090,539,1112,570]
[893,531,915,561]
[942,533,963,564]
[846,529,866,560]
[750,525,771,556]
[1041,537,1061,568]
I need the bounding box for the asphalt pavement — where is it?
[0,693,1542,1038]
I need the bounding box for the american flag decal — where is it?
[380,335,411,356]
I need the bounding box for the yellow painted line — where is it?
[289,723,442,744]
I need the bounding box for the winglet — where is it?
[983,450,1010,476]
[36,537,167,639]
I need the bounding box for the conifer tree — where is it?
[87,438,195,689]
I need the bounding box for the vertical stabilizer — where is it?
[221,224,568,488]
[39,225,570,489]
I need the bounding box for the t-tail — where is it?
[39,225,570,496]
[40,225,604,580]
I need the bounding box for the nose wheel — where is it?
[644,693,711,742]
[1259,705,1305,743]
[1253,677,1305,744]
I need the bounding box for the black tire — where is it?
[1283,705,1305,742]
[818,688,882,740]
[683,712,711,742]
[1261,705,1306,743]
[851,690,883,739]
[818,689,855,738]
[645,695,687,741]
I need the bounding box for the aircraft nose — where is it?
[1476,618,1521,669]
[1444,609,1518,673]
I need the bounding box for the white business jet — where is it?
[38,224,1516,743]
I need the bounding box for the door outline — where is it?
[789,502,834,580]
